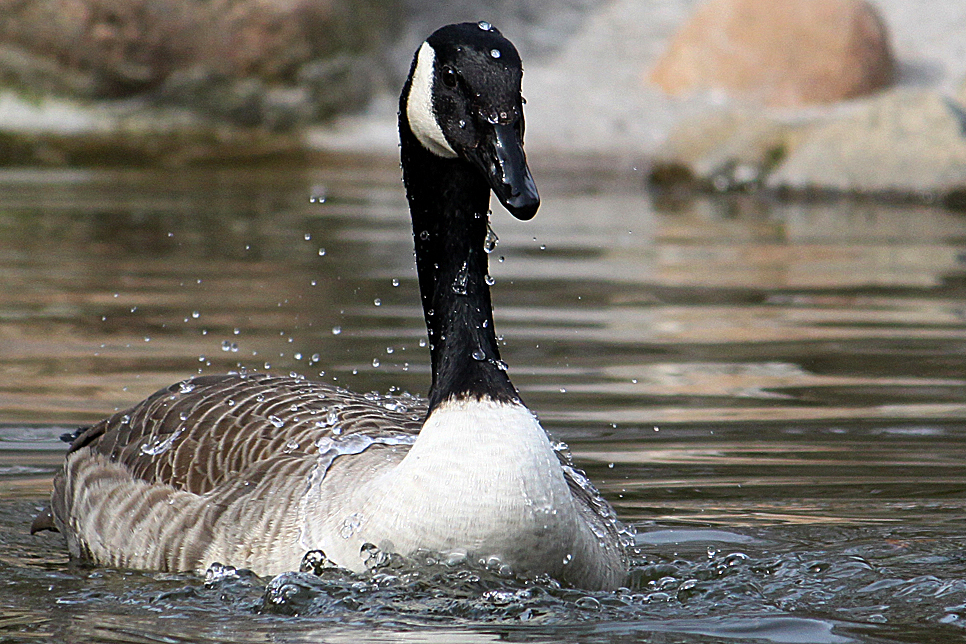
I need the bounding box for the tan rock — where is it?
[766,90,966,198]
[649,0,895,107]
[0,0,395,100]
[650,110,808,190]
[0,0,199,96]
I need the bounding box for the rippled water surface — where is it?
[2,161,966,643]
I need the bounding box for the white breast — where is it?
[302,398,582,574]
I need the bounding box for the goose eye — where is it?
[441,67,458,88]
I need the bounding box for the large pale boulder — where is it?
[649,88,966,209]
[649,0,895,107]
[649,111,807,192]
[766,90,966,201]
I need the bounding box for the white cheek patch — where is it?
[407,42,458,158]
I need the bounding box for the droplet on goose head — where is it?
[478,21,492,31]
[490,48,501,59]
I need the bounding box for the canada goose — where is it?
[34,22,630,591]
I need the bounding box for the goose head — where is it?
[400,21,539,221]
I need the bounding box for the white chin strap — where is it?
[406,42,458,158]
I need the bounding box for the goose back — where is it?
[66,374,425,495]
[51,374,425,573]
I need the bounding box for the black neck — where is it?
[399,118,519,412]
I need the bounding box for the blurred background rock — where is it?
[0,0,963,207]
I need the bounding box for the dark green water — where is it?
[2,161,966,643]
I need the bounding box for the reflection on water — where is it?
[1,162,965,642]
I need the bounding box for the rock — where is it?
[0,0,199,97]
[649,0,895,107]
[649,88,966,210]
[0,0,400,128]
[649,111,808,192]
[297,53,379,120]
[766,90,966,202]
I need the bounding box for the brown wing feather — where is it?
[70,373,427,496]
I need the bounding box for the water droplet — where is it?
[284,440,300,453]
[575,596,601,611]
[372,358,380,368]
[386,346,394,354]
[490,48,501,59]
[205,562,239,585]
[332,326,342,335]
[391,278,400,287]
[361,542,390,570]
[191,311,200,319]
[484,224,499,253]
[478,20,492,31]
[318,248,326,256]
[140,427,185,456]
[452,260,469,295]
[268,415,285,428]
[299,550,335,574]
[340,513,363,539]
[472,348,486,361]
[418,338,427,348]
[178,381,195,394]
[303,233,311,241]
[484,274,495,286]
[311,353,320,363]
[373,298,382,307]
[419,230,430,241]
[294,352,302,360]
